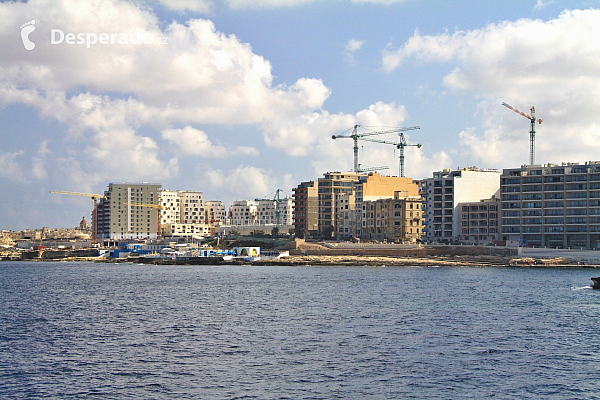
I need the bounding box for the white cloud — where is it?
[383,9,600,167]
[351,0,410,3]
[31,140,50,180]
[345,38,365,53]
[229,0,408,8]
[204,165,282,200]
[228,0,318,9]
[157,0,213,12]
[0,150,26,183]
[162,126,227,157]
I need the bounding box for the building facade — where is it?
[229,201,258,225]
[205,200,227,225]
[421,168,501,242]
[362,193,423,242]
[255,198,293,226]
[355,173,421,238]
[500,162,600,249]
[317,171,362,237]
[96,183,162,240]
[292,181,319,235]
[457,198,500,245]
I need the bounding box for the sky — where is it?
[1,0,600,229]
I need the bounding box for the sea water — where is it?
[1,262,599,399]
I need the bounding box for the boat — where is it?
[591,277,600,289]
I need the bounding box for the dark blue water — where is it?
[1,262,599,399]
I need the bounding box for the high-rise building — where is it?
[456,198,500,245]
[205,200,227,225]
[362,192,423,242]
[292,181,319,235]
[500,162,600,249]
[317,171,362,237]
[355,173,421,237]
[229,200,258,225]
[96,183,162,240]
[420,168,501,242]
[255,198,293,226]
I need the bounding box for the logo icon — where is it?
[20,20,36,51]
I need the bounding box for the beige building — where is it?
[501,162,600,249]
[229,200,258,225]
[421,167,501,242]
[457,198,500,245]
[256,198,293,226]
[205,200,227,224]
[362,193,423,242]
[317,171,362,237]
[336,193,356,239]
[96,183,162,240]
[355,172,421,238]
[292,181,319,235]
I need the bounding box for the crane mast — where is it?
[362,133,422,177]
[502,102,543,165]
[50,190,105,244]
[332,125,420,173]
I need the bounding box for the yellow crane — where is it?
[123,202,163,239]
[50,191,105,244]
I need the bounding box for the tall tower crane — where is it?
[123,202,163,240]
[332,125,420,173]
[502,102,543,165]
[50,190,105,244]
[362,132,422,177]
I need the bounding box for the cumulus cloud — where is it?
[162,126,227,157]
[156,0,213,12]
[229,0,407,7]
[383,8,600,166]
[0,150,26,183]
[228,0,318,9]
[204,165,283,200]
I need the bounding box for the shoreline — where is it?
[2,254,598,268]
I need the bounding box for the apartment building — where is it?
[317,171,362,237]
[255,198,293,226]
[205,200,227,225]
[160,190,181,225]
[500,162,600,249]
[292,181,319,235]
[229,200,258,225]
[362,193,423,242]
[457,198,500,244]
[355,173,420,238]
[96,183,162,240]
[421,168,501,242]
[179,191,204,224]
[336,193,356,239]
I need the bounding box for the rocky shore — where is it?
[2,248,597,268]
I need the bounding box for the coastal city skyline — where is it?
[2,0,600,230]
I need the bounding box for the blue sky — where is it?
[1,0,599,229]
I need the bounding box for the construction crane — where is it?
[502,102,543,165]
[50,190,105,244]
[332,125,420,173]
[123,202,163,240]
[362,133,422,177]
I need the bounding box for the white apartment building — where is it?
[421,168,501,242]
[255,198,293,226]
[96,183,162,240]
[501,162,600,249]
[160,190,181,225]
[205,200,227,224]
[179,191,204,224]
[229,200,258,225]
